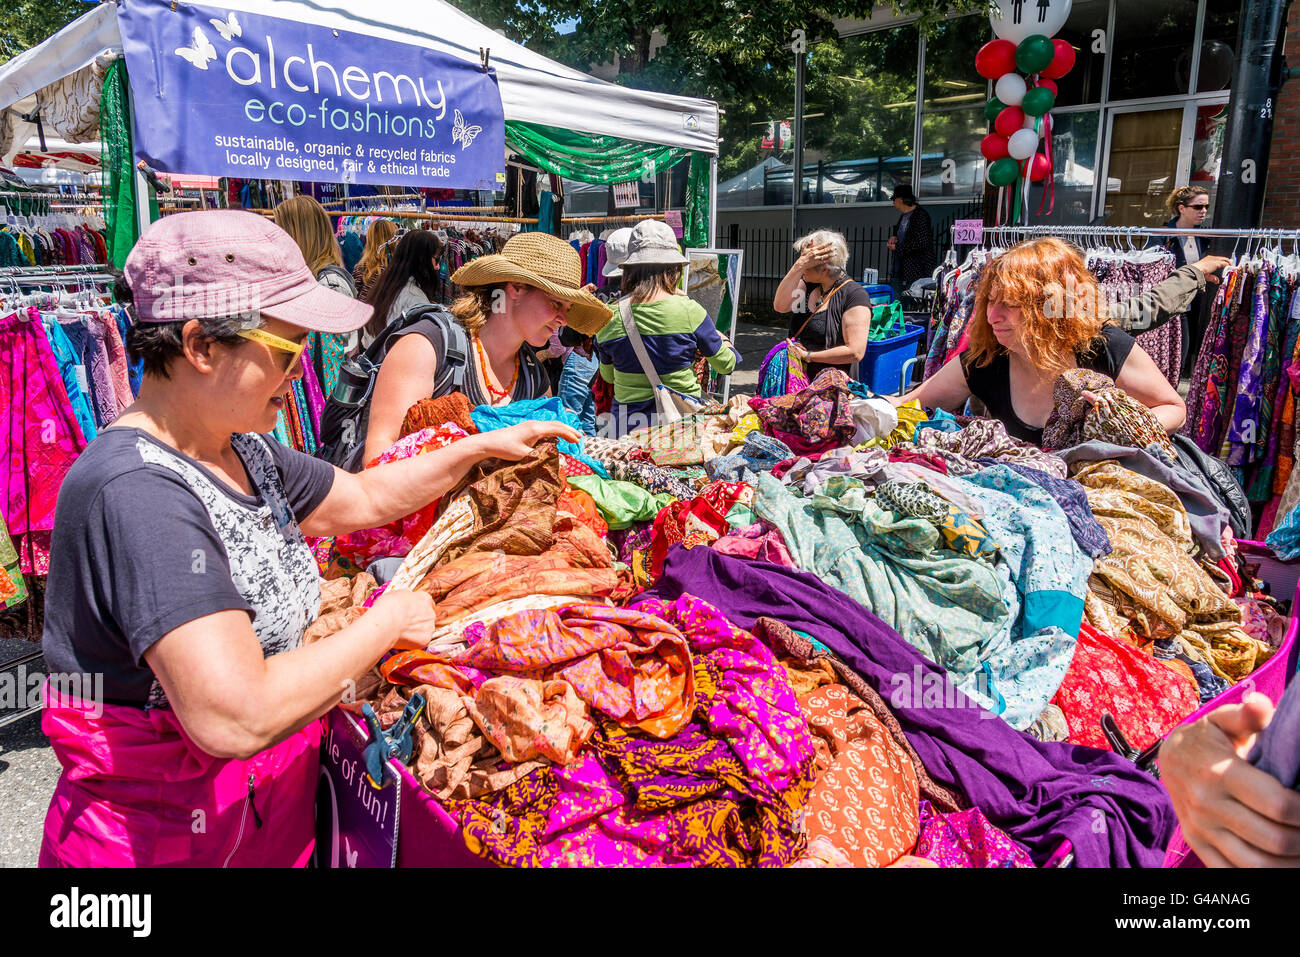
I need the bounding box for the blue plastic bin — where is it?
[860,283,895,306]
[859,322,925,395]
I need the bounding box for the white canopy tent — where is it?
[0,1,719,158]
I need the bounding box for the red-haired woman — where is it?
[895,238,1225,445]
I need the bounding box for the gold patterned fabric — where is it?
[1071,460,1267,678]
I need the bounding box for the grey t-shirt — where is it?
[42,427,335,705]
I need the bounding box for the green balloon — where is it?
[1016,34,1055,74]
[985,97,1006,122]
[1022,86,1056,117]
[988,157,1020,187]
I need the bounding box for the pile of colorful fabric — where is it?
[322,366,1287,868]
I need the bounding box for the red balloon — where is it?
[980,133,1011,162]
[1035,77,1059,96]
[975,39,1019,80]
[1198,103,1226,118]
[994,106,1026,138]
[1040,38,1076,79]
[1028,153,1051,182]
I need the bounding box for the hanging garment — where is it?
[1,310,89,574]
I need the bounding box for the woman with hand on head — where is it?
[364,232,612,461]
[39,211,579,867]
[772,229,874,380]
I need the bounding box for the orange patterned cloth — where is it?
[400,393,478,437]
[801,683,921,868]
[383,603,696,739]
[464,675,595,765]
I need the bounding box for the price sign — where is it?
[953,219,984,245]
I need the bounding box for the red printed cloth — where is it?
[1050,623,1200,752]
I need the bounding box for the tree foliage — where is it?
[0,0,87,65]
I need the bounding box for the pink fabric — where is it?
[98,313,134,417]
[913,800,1036,868]
[333,424,469,565]
[712,520,797,568]
[1,310,88,574]
[40,688,320,867]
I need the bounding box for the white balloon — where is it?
[1007,128,1040,160]
[995,73,1027,107]
[990,0,1073,44]
[1024,112,1052,132]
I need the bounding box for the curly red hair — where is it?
[966,237,1111,375]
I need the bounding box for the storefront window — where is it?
[1026,110,1102,224]
[922,17,987,112]
[801,25,919,204]
[1051,0,1108,107]
[1197,0,1240,93]
[1192,101,1229,220]
[919,107,984,201]
[1110,0,1199,101]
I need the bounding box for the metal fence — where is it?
[717,200,983,317]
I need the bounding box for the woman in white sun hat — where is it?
[594,220,737,436]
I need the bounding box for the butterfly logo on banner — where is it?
[175,12,242,70]
[452,109,482,150]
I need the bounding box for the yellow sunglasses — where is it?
[236,327,308,373]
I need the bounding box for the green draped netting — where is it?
[100,59,158,269]
[504,120,711,247]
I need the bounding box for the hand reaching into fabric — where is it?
[480,420,582,461]
[369,589,438,651]
[1159,692,1300,867]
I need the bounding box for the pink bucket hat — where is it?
[123,210,372,333]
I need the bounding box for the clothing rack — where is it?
[561,214,666,224]
[319,193,424,208]
[955,224,1300,242]
[324,208,538,224]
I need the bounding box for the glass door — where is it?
[1098,105,1189,226]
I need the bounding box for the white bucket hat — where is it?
[601,227,634,278]
[620,219,689,268]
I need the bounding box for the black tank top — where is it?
[961,325,1136,445]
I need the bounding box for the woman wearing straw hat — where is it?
[594,220,738,436]
[364,232,612,461]
[39,211,579,867]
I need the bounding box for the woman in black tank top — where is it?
[892,238,1187,445]
[364,233,613,462]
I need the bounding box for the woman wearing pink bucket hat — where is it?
[38,211,578,867]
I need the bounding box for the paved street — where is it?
[0,638,55,868]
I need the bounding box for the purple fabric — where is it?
[642,545,1178,868]
[914,800,1036,868]
[298,353,326,437]
[1227,266,1272,467]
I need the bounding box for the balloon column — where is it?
[976,0,1076,224]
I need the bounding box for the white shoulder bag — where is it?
[618,297,705,424]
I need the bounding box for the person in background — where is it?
[1162,185,1215,378]
[886,183,936,298]
[538,226,633,392]
[351,219,398,303]
[892,238,1195,443]
[38,211,579,867]
[595,220,737,436]
[772,229,874,380]
[556,326,600,436]
[361,229,446,349]
[274,195,358,386]
[365,232,612,461]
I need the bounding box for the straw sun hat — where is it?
[450,232,613,335]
